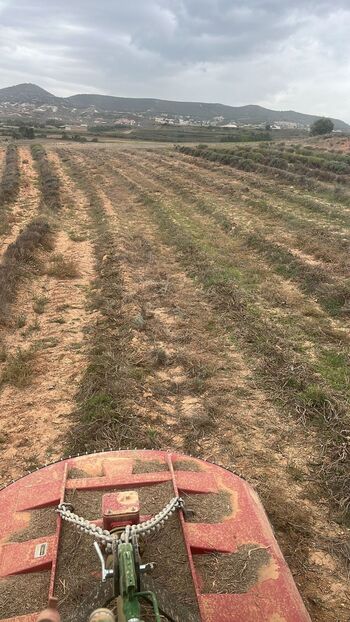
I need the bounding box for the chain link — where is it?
[57,497,184,550]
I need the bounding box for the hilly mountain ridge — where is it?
[0,83,59,104]
[0,83,349,130]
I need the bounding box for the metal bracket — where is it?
[94,542,114,582]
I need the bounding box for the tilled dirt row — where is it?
[145,147,350,246]
[110,150,337,286]
[80,149,350,520]
[174,148,350,218]
[122,148,350,275]
[58,148,350,622]
[0,151,96,483]
[0,147,39,259]
[89,149,349,354]
[117,153,350,367]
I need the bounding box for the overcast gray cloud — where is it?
[0,1,350,121]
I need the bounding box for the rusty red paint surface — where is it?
[0,450,311,622]
[102,491,140,530]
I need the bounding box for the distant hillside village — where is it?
[0,84,348,137]
[152,114,305,130]
[0,100,312,131]
[0,105,322,136]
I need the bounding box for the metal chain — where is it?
[57,497,184,550]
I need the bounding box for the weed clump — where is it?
[15,314,27,328]
[1,347,36,388]
[33,295,49,314]
[68,230,87,242]
[151,347,169,366]
[46,253,79,279]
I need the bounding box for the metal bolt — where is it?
[88,609,115,622]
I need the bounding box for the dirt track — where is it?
[0,141,349,621]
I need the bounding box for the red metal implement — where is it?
[0,450,311,622]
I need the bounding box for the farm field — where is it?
[0,139,349,621]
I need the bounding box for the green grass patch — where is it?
[82,392,116,422]
[317,349,350,393]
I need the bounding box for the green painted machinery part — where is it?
[118,543,161,622]
[119,543,140,621]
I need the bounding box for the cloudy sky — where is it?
[0,0,349,121]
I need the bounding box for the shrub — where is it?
[0,144,20,204]
[326,161,350,174]
[207,151,221,162]
[310,117,334,136]
[31,144,61,210]
[219,153,234,165]
[239,158,258,172]
[249,151,264,162]
[308,156,324,168]
[0,219,53,323]
[267,156,288,170]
